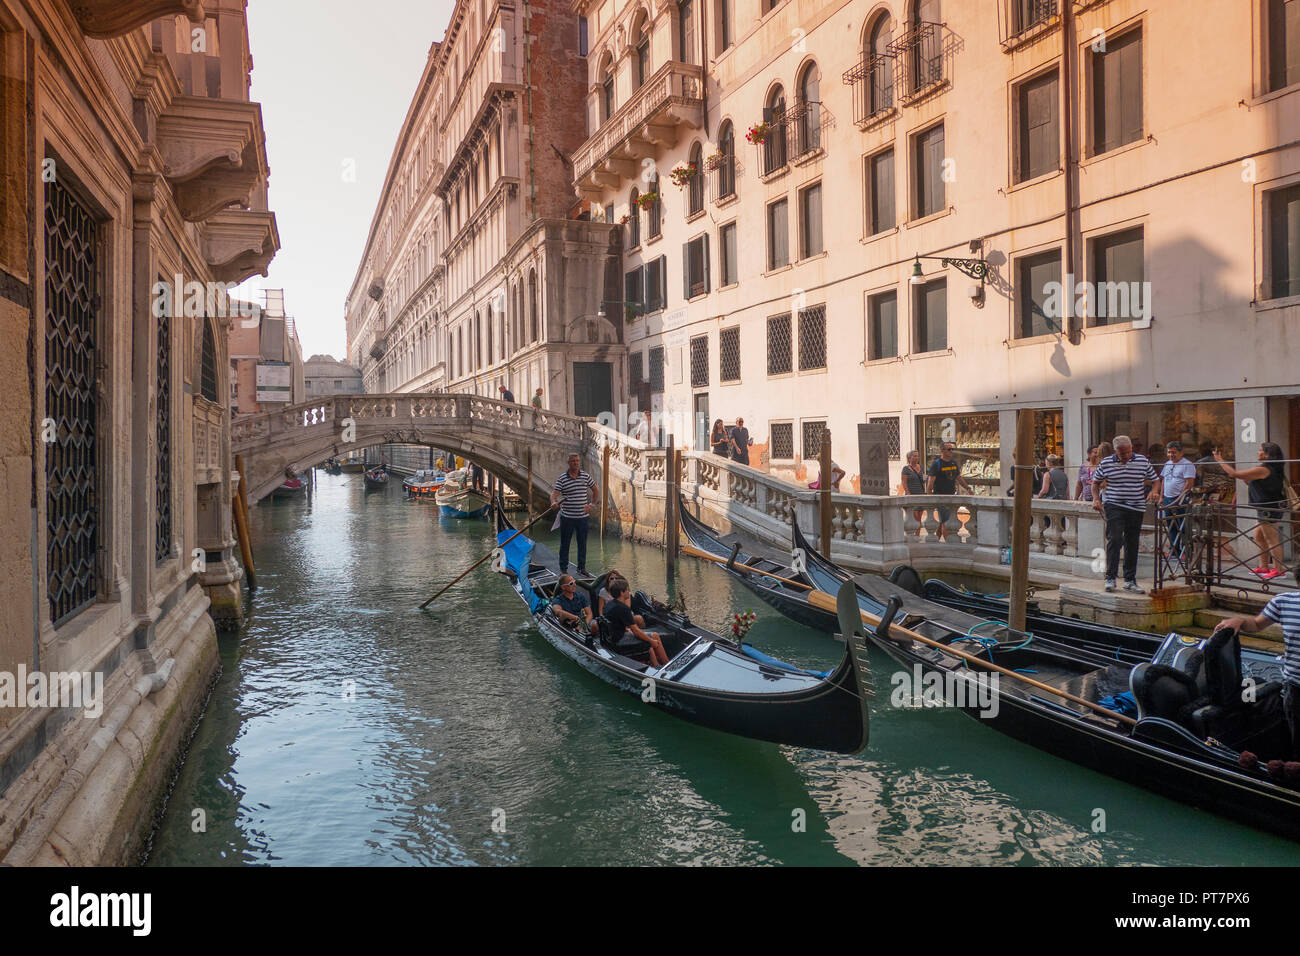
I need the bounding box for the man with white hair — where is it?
[1091,434,1158,593]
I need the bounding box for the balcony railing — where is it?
[1002,0,1060,49]
[843,53,896,128]
[889,21,947,104]
[758,101,822,176]
[572,61,704,194]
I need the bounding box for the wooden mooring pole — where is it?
[233,453,257,590]
[600,442,611,540]
[819,428,833,560]
[1009,409,1035,633]
[665,435,678,582]
[525,447,533,525]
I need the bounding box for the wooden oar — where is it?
[679,543,814,590]
[681,542,1137,726]
[419,505,556,609]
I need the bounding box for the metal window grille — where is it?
[770,422,794,460]
[766,313,792,375]
[200,319,218,401]
[798,304,826,371]
[869,416,902,459]
[788,101,821,160]
[629,350,644,384]
[649,345,665,391]
[690,334,709,387]
[802,419,827,460]
[842,53,896,127]
[156,298,172,563]
[719,326,740,382]
[44,175,99,626]
[889,21,945,98]
[1013,0,1057,34]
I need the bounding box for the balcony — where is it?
[573,61,704,199]
[68,0,203,37]
[888,21,950,106]
[202,208,280,284]
[1000,0,1060,51]
[157,97,268,221]
[842,53,898,129]
[757,102,822,177]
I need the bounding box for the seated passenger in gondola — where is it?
[550,574,592,630]
[603,579,669,667]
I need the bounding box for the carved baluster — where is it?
[1062,513,1078,557]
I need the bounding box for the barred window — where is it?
[200,320,218,401]
[629,350,644,385]
[868,415,902,459]
[770,422,794,460]
[767,313,792,375]
[649,345,665,391]
[798,304,826,371]
[802,419,827,460]
[719,326,740,382]
[690,334,708,387]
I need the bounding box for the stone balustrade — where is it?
[587,422,1103,584]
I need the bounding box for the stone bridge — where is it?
[231,393,590,503]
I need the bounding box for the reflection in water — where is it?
[146,472,1297,866]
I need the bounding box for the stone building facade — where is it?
[229,289,306,416]
[346,0,626,418]
[575,0,1300,492]
[304,353,363,397]
[0,0,277,863]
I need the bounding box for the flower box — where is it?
[704,151,726,171]
[635,191,659,210]
[746,122,769,145]
[669,163,698,188]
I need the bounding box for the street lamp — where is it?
[909,254,990,286]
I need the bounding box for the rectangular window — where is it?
[579,16,589,56]
[867,290,898,360]
[1016,248,1062,338]
[679,0,696,65]
[869,415,902,459]
[645,255,667,311]
[1016,69,1060,183]
[682,234,710,299]
[1013,0,1055,34]
[720,222,738,286]
[719,326,740,381]
[798,304,826,371]
[1090,226,1145,323]
[690,334,709,387]
[914,123,946,219]
[1092,29,1143,155]
[1268,185,1300,299]
[720,0,732,50]
[799,182,823,258]
[802,419,827,460]
[770,421,794,460]
[767,313,792,375]
[629,350,644,386]
[1269,0,1300,92]
[649,345,665,392]
[913,277,947,353]
[624,266,644,312]
[867,148,896,236]
[767,198,789,270]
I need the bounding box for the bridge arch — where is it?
[232,394,591,503]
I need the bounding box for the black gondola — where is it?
[492,503,871,754]
[363,465,389,491]
[779,517,1300,841]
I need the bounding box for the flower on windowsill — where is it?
[746,122,769,145]
[704,150,726,171]
[669,162,698,187]
[635,191,659,210]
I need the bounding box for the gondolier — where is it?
[552,452,597,577]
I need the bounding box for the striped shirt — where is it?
[1261,591,1300,685]
[1093,453,1156,512]
[553,469,595,518]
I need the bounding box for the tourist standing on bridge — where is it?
[499,384,516,404]
[552,452,597,577]
[532,387,544,409]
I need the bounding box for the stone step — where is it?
[1192,606,1285,645]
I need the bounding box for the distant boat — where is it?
[501,486,527,512]
[435,470,489,518]
[363,466,390,491]
[323,459,342,475]
[271,474,307,499]
[339,459,365,473]
[403,469,446,499]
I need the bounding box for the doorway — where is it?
[694,393,709,452]
[572,362,612,418]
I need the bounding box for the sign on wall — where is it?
[857,423,891,496]
[256,362,292,403]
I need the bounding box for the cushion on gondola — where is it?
[1129,663,1199,722]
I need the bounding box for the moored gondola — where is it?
[493,504,871,754]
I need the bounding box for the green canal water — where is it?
[146,473,1298,866]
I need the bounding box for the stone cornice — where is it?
[67,0,206,38]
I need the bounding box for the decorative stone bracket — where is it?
[157,97,268,221]
[69,0,204,37]
[202,208,280,284]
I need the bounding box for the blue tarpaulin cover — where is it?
[498,530,547,614]
[740,643,830,679]
[1098,691,1138,717]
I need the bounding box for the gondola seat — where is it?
[1184,628,1283,748]
[888,565,924,596]
[1129,664,1200,723]
[595,617,652,664]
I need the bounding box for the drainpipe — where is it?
[4,657,176,864]
[1062,0,1079,345]
[524,0,536,222]
[699,0,708,136]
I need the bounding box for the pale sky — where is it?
[231,0,456,362]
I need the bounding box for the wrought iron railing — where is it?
[1155,497,1297,596]
[842,53,896,127]
[888,22,946,102]
[1011,0,1058,36]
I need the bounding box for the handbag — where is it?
[1283,477,1300,513]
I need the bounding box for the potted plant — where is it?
[619,213,630,225]
[635,191,659,210]
[746,121,769,145]
[669,162,698,188]
[704,150,726,171]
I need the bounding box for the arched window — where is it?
[635,18,651,88]
[717,121,735,198]
[763,85,786,174]
[200,319,218,402]
[487,304,494,362]
[647,173,662,238]
[529,269,539,342]
[678,0,696,65]
[867,14,894,116]
[628,186,641,247]
[796,62,820,155]
[911,0,942,92]
[688,142,704,214]
[600,54,615,122]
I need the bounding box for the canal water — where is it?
[147,473,1297,866]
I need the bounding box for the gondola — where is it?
[270,475,306,499]
[493,503,872,754]
[363,466,389,491]
[436,470,489,518]
[777,518,1300,841]
[679,505,839,634]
